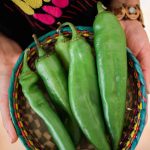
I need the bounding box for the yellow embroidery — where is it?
[138,103,142,110]
[43,0,51,2]
[24,0,43,9]
[11,0,68,25]
[12,0,34,15]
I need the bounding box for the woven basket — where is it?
[9,26,147,150]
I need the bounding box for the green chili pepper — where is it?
[33,35,81,145]
[19,50,75,150]
[55,32,84,144]
[55,32,70,70]
[59,22,110,150]
[93,2,127,149]
[33,35,70,114]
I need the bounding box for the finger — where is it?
[123,20,147,57]
[0,94,18,143]
[0,72,18,143]
[145,101,148,124]
[120,20,150,93]
[137,43,150,93]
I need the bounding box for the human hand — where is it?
[120,20,150,93]
[111,0,149,125]
[0,34,22,143]
[120,20,150,124]
[111,0,150,92]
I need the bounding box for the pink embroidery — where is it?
[33,14,55,25]
[34,0,69,25]
[52,0,69,8]
[42,6,62,18]
[11,0,70,26]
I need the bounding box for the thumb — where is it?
[0,93,18,143]
[0,71,18,143]
[120,20,150,93]
[137,43,150,93]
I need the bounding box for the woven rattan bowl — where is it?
[9,26,147,150]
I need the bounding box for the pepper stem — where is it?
[57,22,80,40]
[32,34,46,57]
[56,24,66,42]
[21,49,31,74]
[57,22,63,35]
[97,1,105,14]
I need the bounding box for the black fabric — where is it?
[0,0,111,49]
[0,0,32,48]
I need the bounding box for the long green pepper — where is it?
[55,32,70,70]
[59,22,110,150]
[33,35,81,145]
[33,34,71,115]
[19,50,75,150]
[93,2,127,149]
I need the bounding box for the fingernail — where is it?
[9,133,16,143]
[6,129,14,143]
[9,136,13,143]
[6,129,13,143]
[146,84,150,94]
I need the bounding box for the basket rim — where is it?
[126,48,147,150]
[8,26,147,150]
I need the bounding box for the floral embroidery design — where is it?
[11,0,69,25]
